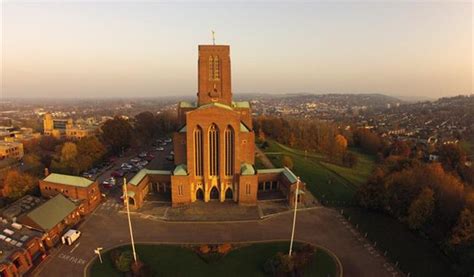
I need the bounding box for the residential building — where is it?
[0,142,24,161]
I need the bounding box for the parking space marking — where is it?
[69,242,81,253]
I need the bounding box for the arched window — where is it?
[209,124,219,176]
[224,126,234,176]
[194,126,203,176]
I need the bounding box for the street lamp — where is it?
[94,247,103,264]
[289,177,301,257]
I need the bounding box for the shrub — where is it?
[217,243,232,254]
[114,250,133,272]
[198,244,210,254]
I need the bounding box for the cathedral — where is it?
[126,43,305,208]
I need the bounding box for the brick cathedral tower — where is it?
[197,45,232,106]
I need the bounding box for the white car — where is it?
[102,177,116,186]
[156,147,164,151]
[138,152,147,158]
[121,163,133,169]
[130,157,141,163]
[61,229,81,245]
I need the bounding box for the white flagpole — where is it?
[123,177,138,262]
[289,177,300,257]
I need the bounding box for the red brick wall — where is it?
[197,45,232,106]
[39,180,101,214]
[238,174,258,205]
[171,175,191,206]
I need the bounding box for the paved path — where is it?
[255,146,275,169]
[32,202,400,277]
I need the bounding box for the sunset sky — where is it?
[1,1,472,99]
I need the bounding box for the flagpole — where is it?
[289,177,300,257]
[123,177,137,263]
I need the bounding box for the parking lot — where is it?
[81,138,174,201]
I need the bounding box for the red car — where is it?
[111,170,125,178]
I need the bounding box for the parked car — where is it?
[82,172,93,178]
[165,138,172,143]
[161,142,167,146]
[170,151,174,155]
[156,147,164,151]
[145,155,154,162]
[121,163,133,169]
[102,177,116,188]
[138,152,147,158]
[61,229,81,245]
[130,157,141,163]
[166,155,174,161]
[111,170,125,178]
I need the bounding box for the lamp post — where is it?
[123,177,138,263]
[288,177,300,257]
[94,247,103,264]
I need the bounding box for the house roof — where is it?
[24,194,77,231]
[241,163,256,176]
[43,173,94,188]
[129,169,172,186]
[173,164,188,176]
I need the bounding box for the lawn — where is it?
[90,242,338,277]
[459,140,474,155]
[261,141,374,204]
[342,208,455,277]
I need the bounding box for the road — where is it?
[32,203,399,277]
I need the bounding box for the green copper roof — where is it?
[257,168,285,174]
[179,101,196,108]
[283,167,298,183]
[126,191,135,198]
[241,163,256,176]
[240,123,250,132]
[198,102,233,111]
[173,164,188,176]
[179,125,187,133]
[25,194,77,231]
[44,173,94,188]
[257,167,299,184]
[232,101,250,108]
[129,169,172,186]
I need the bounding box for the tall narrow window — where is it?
[209,124,219,176]
[194,126,203,176]
[208,56,214,80]
[213,56,219,80]
[209,55,220,81]
[224,126,234,176]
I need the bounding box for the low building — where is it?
[0,220,46,277]
[39,173,101,215]
[65,127,97,140]
[0,142,24,161]
[17,194,81,248]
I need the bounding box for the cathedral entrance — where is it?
[225,188,233,200]
[196,188,204,201]
[210,187,219,200]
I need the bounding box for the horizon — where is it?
[1,1,472,99]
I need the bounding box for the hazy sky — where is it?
[1,1,472,99]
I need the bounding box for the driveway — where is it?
[32,203,399,277]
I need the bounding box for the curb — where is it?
[83,239,343,277]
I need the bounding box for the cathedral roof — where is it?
[241,163,256,176]
[129,169,172,186]
[173,164,188,176]
[197,102,234,111]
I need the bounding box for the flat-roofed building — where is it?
[0,220,46,277]
[0,142,24,161]
[39,173,101,214]
[65,127,97,140]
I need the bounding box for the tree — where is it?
[134,111,157,143]
[438,144,466,173]
[282,155,294,169]
[101,117,133,154]
[342,152,358,168]
[76,136,106,164]
[407,187,435,229]
[60,142,78,162]
[450,208,474,245]
[113,250,133,272]
[22,153,44,176]
[2,170,37,199]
